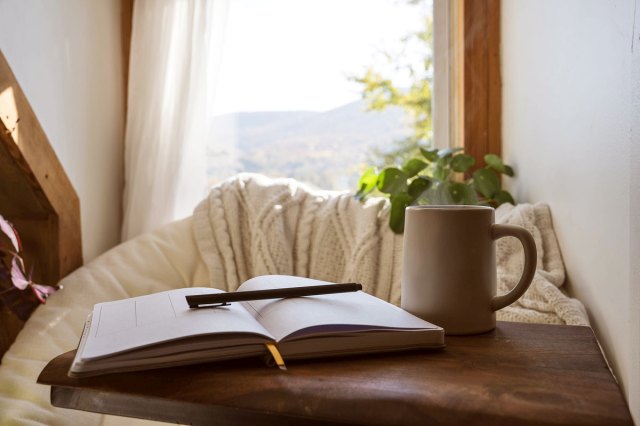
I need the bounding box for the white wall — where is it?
[0,0,125,262]
[631,0,640,416]
[502,0,639,421]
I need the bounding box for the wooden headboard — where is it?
[0,50,82,311]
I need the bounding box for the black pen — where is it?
[186,283,363,309]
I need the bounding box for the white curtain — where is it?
[122,0,228,240]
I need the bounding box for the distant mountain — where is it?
[207,100,412,190]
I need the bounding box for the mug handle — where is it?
[490,224,537,312]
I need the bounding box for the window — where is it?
[207,0,434,190]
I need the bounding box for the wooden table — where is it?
[38,322,633,425]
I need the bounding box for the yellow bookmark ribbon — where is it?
[265,343,287,370]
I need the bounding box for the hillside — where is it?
[207,100,412,190]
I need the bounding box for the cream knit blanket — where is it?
[193,174,588,326]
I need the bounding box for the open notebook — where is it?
[70,275,444,377]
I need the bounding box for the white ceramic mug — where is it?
[400,205,537,335]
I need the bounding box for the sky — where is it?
[212,0,430,115]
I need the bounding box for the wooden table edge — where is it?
[37,322,634,426]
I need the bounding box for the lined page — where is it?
[83,287,274,360]
[237,275,440,342]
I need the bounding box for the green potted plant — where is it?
[354,148,515,233]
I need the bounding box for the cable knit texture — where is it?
[193,174,589,326]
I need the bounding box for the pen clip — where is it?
[190,302,231,309]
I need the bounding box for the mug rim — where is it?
[406,205,494,212]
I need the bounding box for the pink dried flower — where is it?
[0,214,21,252]
[31,283,57,303]
[10,256,30,290]
[0,214,59,319]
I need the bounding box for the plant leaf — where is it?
[484,154,514,176]
[462,185,479,204]
[504,165,515,177]
[484,154,503,168]
[420,147,439,162]
[377,167,408,194]
[408,176,432,199]
[450,154,476,173]
[437,147,463,159]
[425,181,453,205]
[354,167,378,201]
[473,168,500,199]
[493,189,515,205]
[389,193,412,233]
[433,157,450,181]
[446,182,477,204]
[447,182,467,203]
[402,159,427,178]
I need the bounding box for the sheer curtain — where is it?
[122,0,228,240]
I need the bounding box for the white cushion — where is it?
[0,217,208,426]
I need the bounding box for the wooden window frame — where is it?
[463,0,501,167]
[434,0,501,166]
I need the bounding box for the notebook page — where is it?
[237,275,439,342]
[82,287,274,359]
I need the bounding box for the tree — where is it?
[352,4,433,168]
